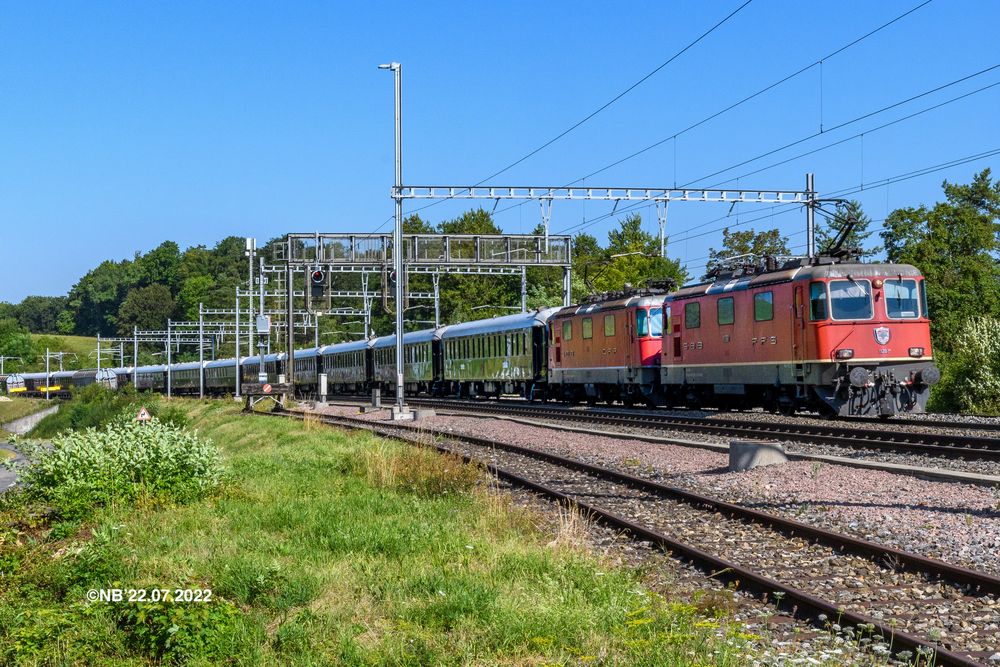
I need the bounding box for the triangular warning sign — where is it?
[135,407,152,422]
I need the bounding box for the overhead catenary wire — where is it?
[703,80,1000,188]
[488,1,935,226]
[682,63,1000,188]
[393,0,755,221]
[555,144,1000,258]
[554,65,1000,237]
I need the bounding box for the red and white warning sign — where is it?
[262,383,273,395]
[135,406,152,422]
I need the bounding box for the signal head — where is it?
[311,269,325,284]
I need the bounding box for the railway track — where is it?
[381,398,1000,462]
[263,408,1000,666]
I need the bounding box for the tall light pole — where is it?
[245,238,256,354]
[379,61,406,415]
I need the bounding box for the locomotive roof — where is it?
[669,262,924,301]
[372,327,443,348]
[320,339,374,354]
[440,308,559,339]
[553,295,664,318]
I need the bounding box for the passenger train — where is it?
[1,257,940,418]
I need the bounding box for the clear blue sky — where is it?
[2,0,998,302]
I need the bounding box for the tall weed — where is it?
[13,415,223,520]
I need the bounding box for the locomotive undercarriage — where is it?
[812,360,939,417]
[661,360,940,417]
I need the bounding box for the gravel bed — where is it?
[421,401,1000,479]
[493,476,882,666]
[439,438,1000,660]
[314,404,1000,580]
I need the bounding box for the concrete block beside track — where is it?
[729,440,788,472]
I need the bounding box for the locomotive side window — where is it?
[582,317,593,339]
[716,298,734,325]
[920,280,929,317]
[684,302,700,329]
[754,292,773,321]
[563,320,572,341]
[649,307,663,336]
[829,280,873,320]
[884,279,919,319]
[604,314,615,336]
[809,282,828,320]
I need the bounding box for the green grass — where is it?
[0,400,755,665]
[0,448,13,462]
[29,334,98,357]
[0,399,49,424]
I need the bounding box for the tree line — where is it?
[1,170,997,411]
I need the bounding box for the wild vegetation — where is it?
[0,400,757,664]
[0,399,47,424]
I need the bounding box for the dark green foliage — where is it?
[816,199,880,258]
[116,284,176,335]
[0,318,35,365]
[706,227,790,275]
[4,296,68,334]
[881,169,1000,353]
[115,597,242,663]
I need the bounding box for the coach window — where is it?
[829,280,873,320]
[754,292,774,321]
[604,314,615,336]
[809,282,828,320]
[582,317,593,339]
[684,302,700,329]
[563,320,572,341]
[717,297,734,326]
[885,279,919,319]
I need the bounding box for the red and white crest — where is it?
[873,327,890,345]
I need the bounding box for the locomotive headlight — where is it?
[835,348,854,360]
[908,347,924,358]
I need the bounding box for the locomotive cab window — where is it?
[884,279,919,319]
[684,302,700,329]
[829,280,873,320]
[562,320,572,341]
[648,307,663,336]
[717,298,734,326]
[754,292,774,321]
[809,282,828,320]
[604,314,615,336]
[582,317,593,339]
[920,280,928,317]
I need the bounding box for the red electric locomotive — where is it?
[660,257,940,417]
[547,288,668,405]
